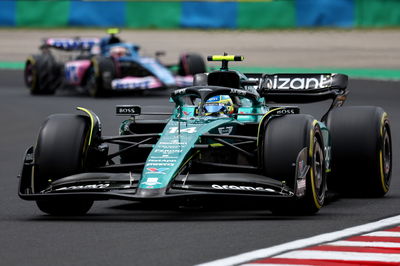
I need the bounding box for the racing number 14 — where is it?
[168,127,197,134]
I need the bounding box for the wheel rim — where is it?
[87,68,98,96]
[313,138,325,201]
[382,126,392,183]
[25,63,34,87]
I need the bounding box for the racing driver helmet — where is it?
[204,95,234,116]
[110,46,128,57]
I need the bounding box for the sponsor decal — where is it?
[295,151,308,197]
[218,126,233,135]
[157,145,185,149]
[25,152,33,162]
[141,177,161,186]
[211,184,275,192]
[55,183,110,191]
[264,75,332,90]
[275,108,297,115]
[146,168,169,174]
[154,149,182,154]
[150,156,178,159]
[298,160,304,173]
[325,146,331,171]
[174,88,186,95]
[112,77,162,90]
[65,60,91,85]
[296,177,306,197]
[116,105,141,116]
[46,38,99,50]
[147,163,174,166]
[168,127,197,134]
[230,88,246,96]
[159,140,187,145]
[148,159,177,163]
[297,179,306,190]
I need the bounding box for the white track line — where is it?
[363,231,400,237]
[196,214,400,266]
[274,250,400,262]
[241,264,311,266]
[327,240,400,248]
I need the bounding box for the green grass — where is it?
[0,62,25,70]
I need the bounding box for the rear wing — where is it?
[42,38,100,51]
[253,73,348,103]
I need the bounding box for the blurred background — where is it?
[0,3,399,266]
[1,0,399,29]
[0,0,399,79]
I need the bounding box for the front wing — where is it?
[19,148,294,202]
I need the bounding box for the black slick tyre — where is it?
[33,114,93,215]
[24,54,60,95]
[178,53,206,76]
[263,114,326,215]
[87,56,116,97]
[326,106,392,197]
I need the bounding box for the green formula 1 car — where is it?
[18,55,392,215]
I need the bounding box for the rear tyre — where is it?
[263,115,326,215]
[178,53,206,76]
[87,56,116,97]
[326,106,392,197]
[33,114,93,215]
[24,54,60,95]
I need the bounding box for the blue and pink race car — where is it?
[24,29,206,97]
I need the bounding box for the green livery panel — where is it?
[139,117,238,190]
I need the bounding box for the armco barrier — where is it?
[0,0,399,29]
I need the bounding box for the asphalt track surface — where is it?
[0,69,399,266]
[1,29,400,68]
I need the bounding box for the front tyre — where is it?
[326,106,392,197]
[263,115,326,215]
[36,199,93,216]
[33,114,93,215]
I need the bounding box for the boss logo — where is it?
[116,105,141,116]
[276,108,299,115]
